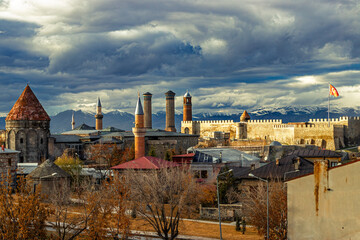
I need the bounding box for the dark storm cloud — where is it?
[0,0,359,115]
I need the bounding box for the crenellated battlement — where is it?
[274,124,295,129]
[273,124,335,129]
[307,116,360,122]
[248,119,282,124]
[182,120,234,124]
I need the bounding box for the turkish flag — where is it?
[329,84,339,97]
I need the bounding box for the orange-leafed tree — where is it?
[88,143,134,167]
[0,174,49,240]
[198,184,217,207]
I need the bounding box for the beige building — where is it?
[287,160,360,240]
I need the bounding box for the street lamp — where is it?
[248,173,269,240]
[216,169,233,240]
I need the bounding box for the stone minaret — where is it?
[133,94,146,159]
[165,90,176,132]
[71,112,75,130]
[143,92,152,129]
[183,90,192,122]
[95,97,103,130]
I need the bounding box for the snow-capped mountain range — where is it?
[1,106,359,133]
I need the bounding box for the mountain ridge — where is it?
[1,106,359,133]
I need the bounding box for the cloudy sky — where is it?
[0,0,359,116]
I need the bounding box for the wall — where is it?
[245,119,282,141]
[182,116,360,150]
[181,120,238,139]
[0,152,18,184]
[287,160,360,240]
[6,120,50,163]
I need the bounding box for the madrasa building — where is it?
[4,85,198,163]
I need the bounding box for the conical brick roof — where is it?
[6,85,50,121]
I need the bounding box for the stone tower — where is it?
[236,110,250,140]
[183,90,192,122]
[133,95,146,159]
[5,85,50,163]
[240,110,251,122]
[165,90,176,132]
[71,111,75,130]
[143,92,152,129]
[95,97,103,130]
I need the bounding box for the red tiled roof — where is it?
[111,156,179,170]
[6,85,50,121]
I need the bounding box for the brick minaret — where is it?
[95,97,103,130]
[133,95,146,159]
[165,90,176,132]
[143,92,152,129]
[183,90,192,122]
[71,111,75,130]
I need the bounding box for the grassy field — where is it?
[130,218,262,240]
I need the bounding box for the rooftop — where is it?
[192,148,260,165]
[28,159,71,179]
[6,85,50,121]
[234,154,314,181]
[288,149,342,158]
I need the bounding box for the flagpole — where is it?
[328,83,330,127]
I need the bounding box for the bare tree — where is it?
[124,167,198,240]
[243,181,287,240]
[48,176,130,240]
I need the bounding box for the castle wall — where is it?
[181,120,237,139]
[247,119,282,140]
[273,125,295,144]
[293,124,336,150]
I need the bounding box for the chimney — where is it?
[165,90,176,132]
[276,158,280,166]
[294,157,300,170]
[71,111,75,130]
[143,92,152,129]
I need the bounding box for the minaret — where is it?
[71,112,75,130]
[183,90,192,122]
[165,90,176,132]
[95,97,103,130]
[133,94,146,159]
[143,92,152,129]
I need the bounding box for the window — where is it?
[193,170,200,178]
[20,138,23,144]
[330,162,338,167]
[40,138,43,144]
[8,158,11,166]
[19,156,24,163]
[201,170,208,179]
